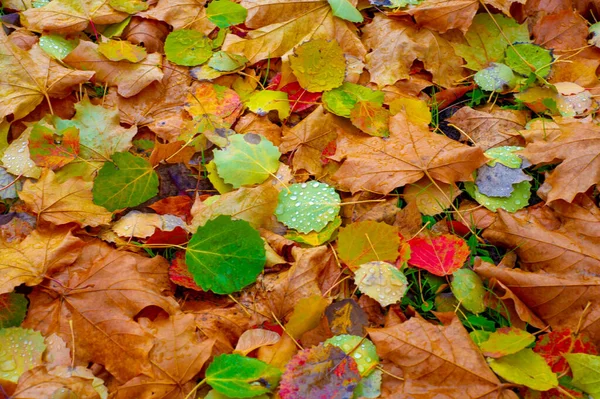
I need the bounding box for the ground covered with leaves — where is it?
[1,0,600,398]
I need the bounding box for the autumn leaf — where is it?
[337,220,400,271]
[369,317,518,398]
[140,0,215,34]
[332,112,487,194]
[534,329,598,374]
[0,30,94,120]
[23,240,179,382]
[408,233,470,276]
[0,227,84,294]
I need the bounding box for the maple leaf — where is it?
[114,314,215,399]
[475,262,600,344]
[63,40,164,98]
[362,15,465,88]
[520,119,600,203]
[332,112,487,195]
[0,227,84,294]
[483,208,600,276]
[21,0,127,34]
[533,9,588,51]
[19,169,112,227]
[103,60,193,142]
[0,31,94,120]
[446,106,527,150]
[10,366,104,399]
[405,0,479,33]
[23,240,179,382]
[369,317,518,398]
[140,0,215,34]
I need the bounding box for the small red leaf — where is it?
[408,233,470,276]
[169,250,202,291]
[533,328,598,374]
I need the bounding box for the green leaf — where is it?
[0,293,28,328]
[328,0,363,23]
[464,180,530,213]
[452,14,530,71]
[290,39,346,93]
[206,353,282,397]
[102,16,132,38]
[488,348,558,391]
[208,51,248,72]
[450,268,486,314]
[275,181,340,233]
[212,133,280,188]
[474,63,517,92]
[185,215,265,294]
[0,327,45,385]
[354,261,409,307]
[164,29,213,66]
[505,43,553,78]
[92,152,159,211]
[109,0,148,13]
[325,335,379,376]
[323,82,384,118]
[478,327,535,358]
[484,146,524,168]
[39,34,78,60]
[353,369,382,399]
[564,353,600,397]
[207,0,248,28]
[246,90,291,120]
[350,100,390,137]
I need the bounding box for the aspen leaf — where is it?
[28,121,79,170]
[354,261,409,307]
[164,29,213,66]
[98,39,147,62]
[565,353,600,397]
[488,349,558,391]
[290,39,346,93]
[323,82,384,118]
[39,34,78,60]
[337,221,400,271]
[478,327,536,358]
[0,327,45,385]
[408,234,470,276]
[246,90,291,120]
[0,293,28,328]
[450,268,486,314]
[207,0,248,28]
[325,335,379,376]
[328,0,363,23]
[109,0,148,13]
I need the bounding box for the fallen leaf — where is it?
[408,233,470,276]
[533,10,588,51]
[488,348,558,391]
[534,329,598,374]
[235,329,281,356]
[19,169,112,227]
[337,221,400,271]
[140,0,215,34]
[0,327,45,387]
[10,366,103,399]
[0,292,28,328]
[98,39,147,62]
[369,316,518,398]
[325,298,369,336]
[403,177,461,216]
[479,327,536,358]
[290,39,346,92]
[23,240,179,382]
[354,261,409,307]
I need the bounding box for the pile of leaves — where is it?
[2,0,600,398]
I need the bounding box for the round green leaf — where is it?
[323,82,384,118]
[0,293,28,328]
[505,43,553,78]
[474,62,517,92]
[354,261,409,307]
[185,215,265,294]
[328,0,363,23]
[212,133,281,188]
[464,180,530,213]
[488,348,558,391]
[290,39,346,93]
[98,39,147,63]
[109,0,148,13]
[39,34,78,60]
[275,182,340,233]
[565,353,600,397]
[207,0,248,28]
[325,335,379,376]
[92,152,159,211]
[285,216,341,246]
[450,268,486,314]
[484,146,524,168]
[164,29,213,66]
[0,327,45,385]
[206,354,282,398]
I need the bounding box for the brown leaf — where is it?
[520,119,600,203]
[446,105,527,150]
[0,32,94,120]
[483,208,600,276]
[21,0,127,34]
[114,314,214,399]
[332,112,487,194]
[280,106,350,176]
[362,15,465,88]
[23,240,179,382]
[103,60,192,141]
[405,0,478,33]
[475,262,600,345]
[340,192,398,225]
[533,10,588,51]
[0,227,84,294]
[11,366,102,399]
[64,40,163,98]
[236,113,283,146]
[369,316,518,398]
[19,169,112,227]
[122,17,170,53]
[140,0,215,34]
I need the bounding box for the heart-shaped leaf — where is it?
[408,234,470,276]
[275,182,340,233]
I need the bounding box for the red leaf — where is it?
[145,226,189,246]
[408,234,470,276]
[267,73,321,113]
[533,328,598,374]
[169,250,202,291]
[149,195,193,220]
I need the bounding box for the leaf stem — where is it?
[183,378,206,399]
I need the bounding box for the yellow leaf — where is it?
[389,97,431,126]
[403,177,461,216]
